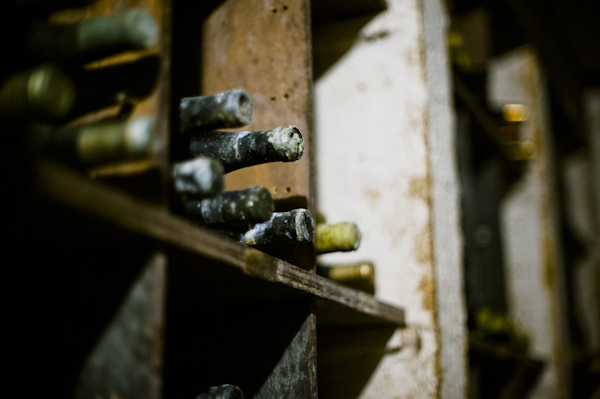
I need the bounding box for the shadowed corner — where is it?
[317,324,398,399]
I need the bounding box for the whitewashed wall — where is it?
[314,0,466,397]
[488,47,571,399]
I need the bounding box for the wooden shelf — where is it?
[32,161,405,328]
[2,1,407,396]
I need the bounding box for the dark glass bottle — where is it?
[31,116,159,167]
[171,157,224,199]
[189,125,304,172]
[180,89,252,132]
[233,208,315,249]
[28,8,158,63]
[184,186,274,228]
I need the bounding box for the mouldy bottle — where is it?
[184,186,274,228]
[171,157,224,199]
[180,89,252,132]
[27,8,158,63]
[234,208,315,249]
[189,125,304,173]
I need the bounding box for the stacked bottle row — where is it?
[0,0,314,251]
[172,88,314,249]
[1,1,162,169]
[0,1,377,289]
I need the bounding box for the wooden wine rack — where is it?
[2,0,403,398]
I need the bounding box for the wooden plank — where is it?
[254,311,318,399]
[317,325,398,399]
[201,0,314,212]
[75,252,167,399]
[33,161,404,327]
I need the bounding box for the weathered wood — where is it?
[34,161,405,327]
[75,252,167,399]
[253,311,318,399]
[201,0,313,211]
[317,325,398,399]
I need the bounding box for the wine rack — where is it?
[1,0,404,398]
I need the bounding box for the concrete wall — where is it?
[314,0,466,397]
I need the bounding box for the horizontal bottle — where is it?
[0,64,75,122]
[232,209,314,248]
[189,125,304,172]
[171,157,224,199]
[31,116,159,167]
[184,186,274,228]
[180,89,252,132]
[28,8,158,64]
[196,384,244,399]
[0,57,159,123]
[317,262,375,294]
[315,222,361,254]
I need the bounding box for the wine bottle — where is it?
[189,125,304,172]
[180,89,252,132]
[315,222,361,254]
[233,208,314,248]
[31,116,159,167]
[196,384,244,399]
[172,157,224,199]
[0,64,75,122]
[317,262,375,294]
[28,8,158,64]
[184,186,274,228]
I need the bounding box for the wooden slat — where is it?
[33,161,404,327]
[75,252,167,399]
[201,0,314,211]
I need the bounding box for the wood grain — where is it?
[75,252,167,399]
[201,0,314,211]
[34,161,404,327]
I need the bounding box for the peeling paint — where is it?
[418,275,435,312]
[408,175,431,203]
[415,225,434,267]
[363,187,382,202]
